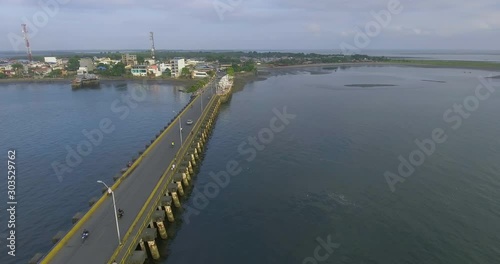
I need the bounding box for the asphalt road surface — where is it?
[46,78,217,264]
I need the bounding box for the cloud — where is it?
[1,0,499,51]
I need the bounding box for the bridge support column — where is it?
[161,196,175,222]
[194,148,200,160]
[142,228,160,260]
[197,142,202,153]
[156,221,168,240]
[189,160,195,174]
[182,172,189,186]
[166,205,175,222]
[176,180,184,196]
[139,239,146,251]
[168,183,181,208]
[190,154,196,167]
[147,240,160,260]
[153,211,168,240]
[184,168,191,181]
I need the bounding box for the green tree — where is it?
[137,55,145,64]
[227,67,234,76]
[47,69,63,78]
[67,56,80,71]
[163,68,171,77]
[11,63,24,77]
[0,72,7,79]
[181,67,192,78]
[106,62,124,76]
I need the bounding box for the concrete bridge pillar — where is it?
[173,174,185,196]
[139,239,146,251]
[168,183,181,208]
[160,195,175,222]
[197,142,202,153]
[190,156,196,171]
[175,172,189,186]
[184,167,191,181]
[153,211,168,240]
[142,228,160,260]
[189,153,196,167]
[188,160,195,174]
[181,173,191,184]
[194,148,200,160]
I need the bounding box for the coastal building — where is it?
[186,59,203,66]
[169,57,185,78]
[159,63,171,73]
[122,54,138,66]
[146,59,156,65]
[79,58,95,72]
[194,64,212,73]
[192,71,208,78]
[32,66,52,77]
[44,57,57,64]
[131,65,148,76]
[95,57,113,65]
[147,65,162,77]
[77,67,88,75]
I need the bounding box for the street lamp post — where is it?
[173,111,183,145]
[97,180,121,245]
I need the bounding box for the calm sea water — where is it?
[2,66,500,264]
[162,66,500,264]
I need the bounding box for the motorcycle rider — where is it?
[118,208,124,218]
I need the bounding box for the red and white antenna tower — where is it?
[21,24,33,62]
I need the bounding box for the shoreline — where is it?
[0,77,197,85]
[1,62,498,86]
[231,61,500,90]
[260,61,500,72]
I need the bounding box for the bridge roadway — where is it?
[44,79,217,264]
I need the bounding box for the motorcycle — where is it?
[81,231,89,243]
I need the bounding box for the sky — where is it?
[1,0,500,52]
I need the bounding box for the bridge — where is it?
[32,74,232,264]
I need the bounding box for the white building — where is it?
[131,65,147,76]
[147,65,162,77]
[77,67,88,75]
[169,57,185,78]
[192,71,208,78]
[186,59,203,66]
[159,63,171,73]
[44,57,57,64]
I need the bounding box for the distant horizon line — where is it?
[2,48,500,53]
